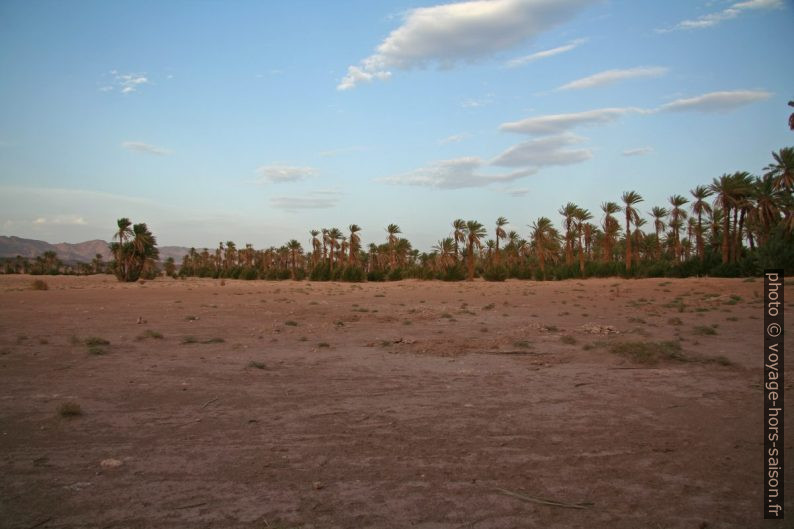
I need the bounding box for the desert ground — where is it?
[0,274,791,529]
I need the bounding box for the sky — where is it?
[0,0,792,252]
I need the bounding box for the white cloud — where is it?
[255,165,318,183]
[558,66,668,90]
[491,133,592,167]
[121,141,171,156]
[500,107,644,135]
[505,38,586,68]
[622,147,654,157]
[270,191,340,210]
[336,66,392,90]
[102,70,150,94]
[659,0,783,32]
[32,215,87,226]
[439,133,470,144]
[659,90,772,112]
[461,94,494,108]
[379,157,536,189]
[338,0,598,90]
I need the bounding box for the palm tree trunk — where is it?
[721,206,730,264]
[625,213,632,273]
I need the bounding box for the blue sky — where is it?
[0,0,792,251]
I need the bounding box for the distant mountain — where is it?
[0,235,190,264]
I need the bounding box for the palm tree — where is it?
[287,240,302,278]
[310,230,321,266]
[764,147,794,194]
[348,224,362,264]
[668,195,689,262]
[621,191,643,272]
[452,219,466,262]
[386,224,401,270]
[690,185,713,262]
[321,228,329,263]
[494,216,508,265]
[710,174,734,264]
[327,228,342,274]
[530,217,559,279]
[559,203,578,267]
[432,238,455,270]
[600,202,621,262]
[464,220,486,280]
[633,218,647,264]
[650,206,669,260]
[751,175,783,245]
[573,207,592,276]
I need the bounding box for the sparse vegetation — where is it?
[607,340,687,365]
[561,335,578,345]
[58,402,82,417]
[31,279,49,290]
[84,337,110,346]
[693,325,718,336]
[248,361,266,369]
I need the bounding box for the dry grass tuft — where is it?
[58,401,82,417]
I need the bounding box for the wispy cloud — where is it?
[101,70,150,94]
[270,191,340,210]
[461,94,494,108]
[500,107,645,135]
[505,187,530,197]
[439,133,470,145]
[121,141,171,156]
[491,133,592,167]
[254,165,318,183]
[379,157,536,189]
[504,38,586,68]
[659,0,783,32]
[32,215,88,226]
[318,146,365,158]
[659,90,772,112]
[338,0,598,90]
[622,146,654,157]
[558,66,668,91]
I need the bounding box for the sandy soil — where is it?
[0,274,791,529]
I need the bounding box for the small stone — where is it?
[100,458,123,469]
[312,481,324,490]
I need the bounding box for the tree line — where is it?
[176,147,792,282]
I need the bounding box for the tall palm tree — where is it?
[559,203,578,267]
[764,147,794,193]
[600,202,621,262]
[287,239,302,278]
[709,174,734,264]
[386,224,401,270]
[432,238,455,270]
[668,195,689,262]
[464,220,486,280]
[633,218,647,265]
[650,206,669,260]
[321,228,329,263]
[494,216,508,265]
[310,230,321,266]
[751,175,783,245]
[574,207,592,276]
[621,191,643,272]
[452,219,466,263]
[348,224,362,264]
[327,228,342,274]
[690,185,713,262]
[530,217,559,279]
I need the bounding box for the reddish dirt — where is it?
[0,275,791,528]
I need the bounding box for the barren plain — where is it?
[0,275,791,528]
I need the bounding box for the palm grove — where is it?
[165,146,793,283]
